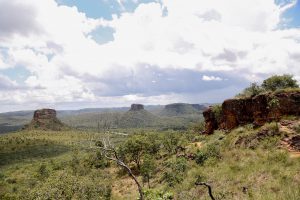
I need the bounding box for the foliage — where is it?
[262,74,299,91]
[163,157,188,187]
[195,142,221,166]
[212,104,222,123]
[236,82,263,98]
[267,97,280,109]
[236,75,299,98]
[162,132,182,155]
[119,134,160,170]
[144,189,174,200]
[1,121,300,200]
[141,154,156,188]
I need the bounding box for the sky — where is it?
[0,0,300,112]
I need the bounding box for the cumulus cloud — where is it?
[0,0,42,39]
[0,74,18,90]
[0,0,300,111]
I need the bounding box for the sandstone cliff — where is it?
[24,109,68,131]
[203,91,300,134]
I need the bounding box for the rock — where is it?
[203,91,300,134]
[25,109,67,131]
[130,104,144,111]
[33,109,57,121]
[203,107,218,135]
[288,135,300,151]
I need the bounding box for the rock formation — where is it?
[25,109,67,131]
[119,104,157,128]
[203,91,300,134]
[130,104,144,111]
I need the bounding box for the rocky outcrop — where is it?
[25,109,67,131]
[203,91,300,134]
[130,104,144,111]
[203,108,218,135]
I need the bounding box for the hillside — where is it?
[160,103,207,117]
[1,117,300,199]
[119,109,158,128]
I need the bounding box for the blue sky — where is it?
[0,0,300,112]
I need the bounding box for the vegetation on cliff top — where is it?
[236,74,299,99]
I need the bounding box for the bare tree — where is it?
[96,138,144,200]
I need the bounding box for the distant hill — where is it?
[0,104,207,133]
[118,104,158,128]
[159,103,207,117]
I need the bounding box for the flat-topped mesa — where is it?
[25,108,67,131]
[203,91,300,134]
[130,104,144,111]
[33,109,57,121]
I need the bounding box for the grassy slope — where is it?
[1,120,300,199]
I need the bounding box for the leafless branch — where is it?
[195,181,216,200]
[95,137,144,200]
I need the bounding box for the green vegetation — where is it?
[1,120,300,199]
[236,74,299,98]
[262,74,299,92]
[211,104,222,123]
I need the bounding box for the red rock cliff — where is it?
[203,91,300,134]
[25,109,67,131]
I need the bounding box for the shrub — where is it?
[144,189,174,200]
[195,150,208,165]
[212,104,222,123]
[195,143,221,166]
[262,74,299,91]
[236,82,263,98]
[163,158,188,187]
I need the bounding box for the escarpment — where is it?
[203,91,300,134]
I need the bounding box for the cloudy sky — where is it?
[0,0,300,112]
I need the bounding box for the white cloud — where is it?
[0,0,300,111]
[202,75,222,81]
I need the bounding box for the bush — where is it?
[163,158,188,187]
[195,150,208,165]
[262,74,299,91]
[195,143,221,166]
[144,189,174,200]
[236,75,299,98]
[212,104,222,123]
[236,82,263,98]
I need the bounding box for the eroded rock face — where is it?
[33,109,57,121]
[130,104,144,111]
[203,107,218,135]
[203,91,300,134]
[26,108,67,131]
